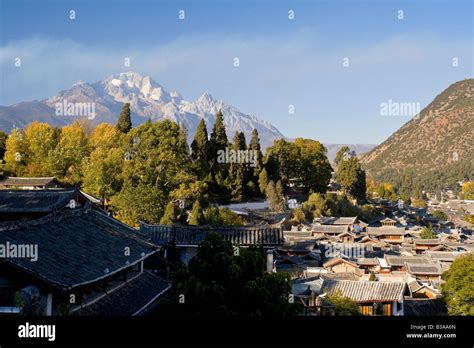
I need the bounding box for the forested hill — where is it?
[361,79,474,195]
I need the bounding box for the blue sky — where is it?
[0,0,472,144]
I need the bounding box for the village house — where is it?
[367,226,406,244]
[406,263,443,281]
[0,189,170,316]
[140,222,284,267]
[321,279,406,316]
[414,239,441,253]
[0,176,61,190]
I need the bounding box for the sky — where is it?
[0,0,472,144]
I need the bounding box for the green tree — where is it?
[169,233,300,317]
[190,119,210,177]
[420,227,437,239]
[160,201,178,225]
[441,253,474,315]
[433,210,448,221]
[258,167,269,196]
[0,131,8,160]
[203,207,244,226]
[336,155,366,202]
[189,200,206,225]
[248,129,263,193]
[369,271,377,281]
[334,146,352,167]
[116,103,132,133]
[326,290,360,316]
[227,131,246,201]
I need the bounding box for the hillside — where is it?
[361,79,474,194]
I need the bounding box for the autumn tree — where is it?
[3,128,26,175]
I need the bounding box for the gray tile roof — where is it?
[414,239,440,245]
[0,207,157,290]
[0,176,57,187]
[318,217,357,225]
[0,189,77,213]
[385,256,431,267]
[406,263,443,275]
[426,251,463,262]
[311,225,348,234]
[367,226,406,236]
[73,271,170,316]
[404,298,447,315]
[321,279,406,302]
[141,223,284,246]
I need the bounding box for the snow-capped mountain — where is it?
[0,71,285,148]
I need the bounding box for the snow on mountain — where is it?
[25,71,284,148]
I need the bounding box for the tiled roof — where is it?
[406,263,443,275]
[0,189,77,213]
[426,251,463,262]
[385,256,431,267]
[73,271,170,316]
[321,280,406,302]
[404,299,447,316]
[357,258,379,266]
[311,225,348,234]
[0,206,157,290]
[0,176,57,186]
[367,226,406,236]
[320,272,360,281]
[407,279,424,293]
[318,217,357,225]
[414,239,440,245]
[141,223,283,246]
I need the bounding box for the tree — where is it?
[461,182,474,200]
[0,131,8,160]
[264,138,332,194]
[189,200,205,225]
[46,122,89,184]
[369,271,377,281]
[266,181,285,213]
[3,128,26,175]
[190,119,210,177]
[303,192,331,220]
[334,146,352,167]
[117,103,132,133]
[433,210,448,221]
[203,207,244,226]
[207,110,229,199]
[420,227,437,239]
[248,129,263,193]
[326,290,360,316]
[258,168,269,196]
[227,131,246,201]
[169,233,300,317]
[161,201,179,225]
[111,183,166,227]
[441,253,474,315]
[290,207,306,224]
[23,122,58,176]
[336,155,366,202]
